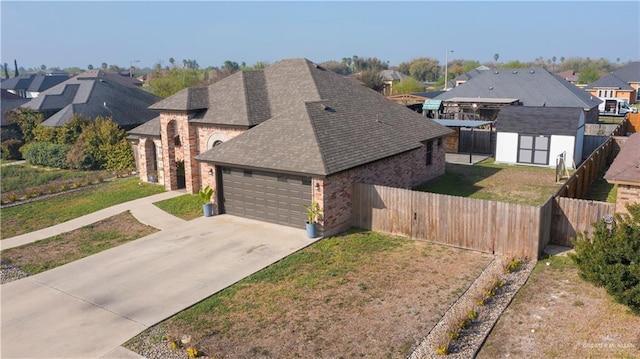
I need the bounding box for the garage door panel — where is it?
[221,167,312,228]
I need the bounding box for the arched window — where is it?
[206,132,229,150]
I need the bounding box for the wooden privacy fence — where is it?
[550,197,615,247]
[352,184,615,258]
[555,137,613,199]
[352,184,550,259]
[459,128,494,154]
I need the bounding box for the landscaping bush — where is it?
[21,142,69,168]
[67,116,134,171]
[1,138,23,160]
[570,203,640,315]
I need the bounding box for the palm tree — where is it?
[493,53,499,64]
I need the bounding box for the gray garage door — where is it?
[220,167,312,228]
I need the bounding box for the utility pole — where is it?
[444,49,453,90]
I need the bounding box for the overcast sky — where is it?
[1,1,638,70]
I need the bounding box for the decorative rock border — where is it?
[408,257,536,359]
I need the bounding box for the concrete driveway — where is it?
[1,215,316,358]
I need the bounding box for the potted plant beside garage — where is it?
[199,185,215,217]
[303,201,322,238]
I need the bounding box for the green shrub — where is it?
[1,138,23,160]
[20,142,69,168]
[570,203,640,315]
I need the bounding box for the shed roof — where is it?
[496,106,584,136]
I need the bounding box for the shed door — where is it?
[220,167,312,228]
[517,134,550,165]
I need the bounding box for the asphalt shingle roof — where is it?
[128,116,161,137]
[584,64,638,90]
[0,73,69,93]
[436,67,601,109]
[604,132,640,185]
[496,106,584,136]
[21,71,160,127]
[1,89,29,126]
[194,58,452,176]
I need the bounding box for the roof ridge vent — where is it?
[512,70,518,74]
[530,70,535,74]
[494,71,499,74]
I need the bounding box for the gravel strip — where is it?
[1,262,29,284]
[408,257,535,359]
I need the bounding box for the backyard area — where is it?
[125,231,493,358]
[417,160,564,206]
[477,255,640,358]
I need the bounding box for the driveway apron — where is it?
[1,215,315,358]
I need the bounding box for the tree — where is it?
[14,59,18,76]
[408,57,439,82]
[319,60,351,75]
[40,64,46,71]
[169,57,175,67]
[146,67,202,98]
[67,116,134,171]
[101,63,108,70]
[578,68,599,84]
[88,64,94,70]
[493,53,499,63]
[570,203,640,314]
[6,108,44,143]
[359,70,385,92]
[560,56,565,63]
[501,60,528,69]
[222,60,239,73]
[391,77,424,95]
[3,63,8,79]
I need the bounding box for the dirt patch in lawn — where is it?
[1,211,157,280]
[126,232,493,359]
[477,255,640,359]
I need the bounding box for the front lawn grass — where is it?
[1,211,157,276]
[153,194,203,221]
[416,160,562,206]
[1,164,108,193]
[126,231,492,358]
[0,178,165,239]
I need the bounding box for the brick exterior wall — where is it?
[317,140,446,236]
[195,125,245,203]
[615,184,640,215]
[134,137,164,185]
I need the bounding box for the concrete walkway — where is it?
[1,214,315,358]
[1,190,187,250]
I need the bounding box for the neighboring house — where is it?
[19,70,159,129]
[1,89,29,127]
[0,72,69,99]
[585,62,640,104]
[604,132,640,214]
[380,69,409,95]
[495,106,585,169]
[445,65,491,89]
[556,69,580,84]
[435,67,602,123]
[128,58,452,236]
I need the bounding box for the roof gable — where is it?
[436,67,601,109]
[585,73,634,90]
